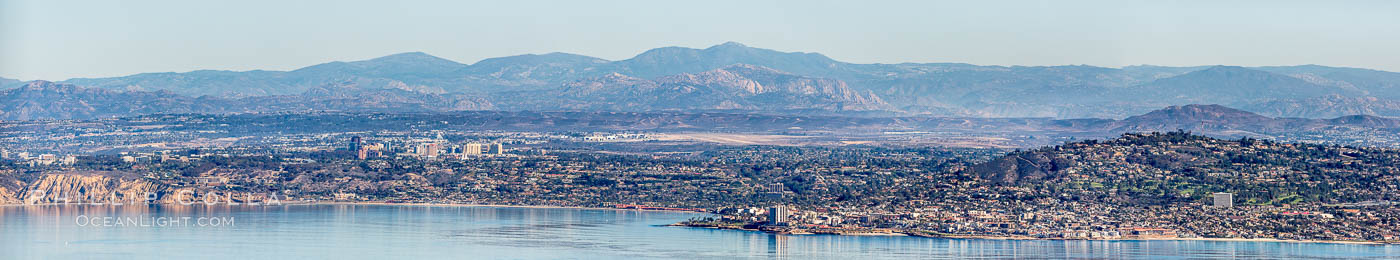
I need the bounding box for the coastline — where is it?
[5,202,1392,245]
[933,235,1390,245]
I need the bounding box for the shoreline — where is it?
[0,201,707,214]
[312,201,713,214]
[312,201,627,212]
[673,222,1395,245]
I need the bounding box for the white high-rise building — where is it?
[464,143,483,155]
[1212,192,1234,208]
[768,206,789,225]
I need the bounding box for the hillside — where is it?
[957,131,1400,240]
[0,81,493,120]
[970,131,1400,206]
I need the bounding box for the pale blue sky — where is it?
[2,0,1398,80]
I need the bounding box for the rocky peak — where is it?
[660,67,765,94]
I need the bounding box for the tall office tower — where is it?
[349,136,362,152]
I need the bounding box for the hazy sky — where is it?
[2,0,1398,80]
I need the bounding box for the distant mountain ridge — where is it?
[1244,95,1400,118]
[1124,66,1367,105]
[0,77,18,87]
[16,42,1400,118]
[0,81,493,120]
[1069,104,1400,136]
[0,81,232,120]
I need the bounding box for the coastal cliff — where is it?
[0,172,26,204]
[0,184,20,204]
[20,172,171,204]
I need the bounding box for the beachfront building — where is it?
[768,206,789,226]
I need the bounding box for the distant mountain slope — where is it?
[1244,95,1400,118]
[855,64,1156,118]
[457,52,611,91]
[1124,66,1366,105]
[284,52,469,88]
[61,52,473,97]
[11,81,1400,145]
[13,78,1400,137]
[0,81,233,120]
[242,82,494,113]
[1256,65,1400,99]
[608,42,847,79]
[1085,104,1400,136]
[494,64,888,112]
[62,70,291,97]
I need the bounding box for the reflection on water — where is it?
[2,205,1397,259]
[768,233,786,257]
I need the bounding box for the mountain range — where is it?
[7,80,1397,146]
[9,42,1400,119]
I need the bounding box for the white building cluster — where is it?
[349,136,508,160]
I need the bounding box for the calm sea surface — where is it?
[1,204,1397,259]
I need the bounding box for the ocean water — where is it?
[1,204,1397,259]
